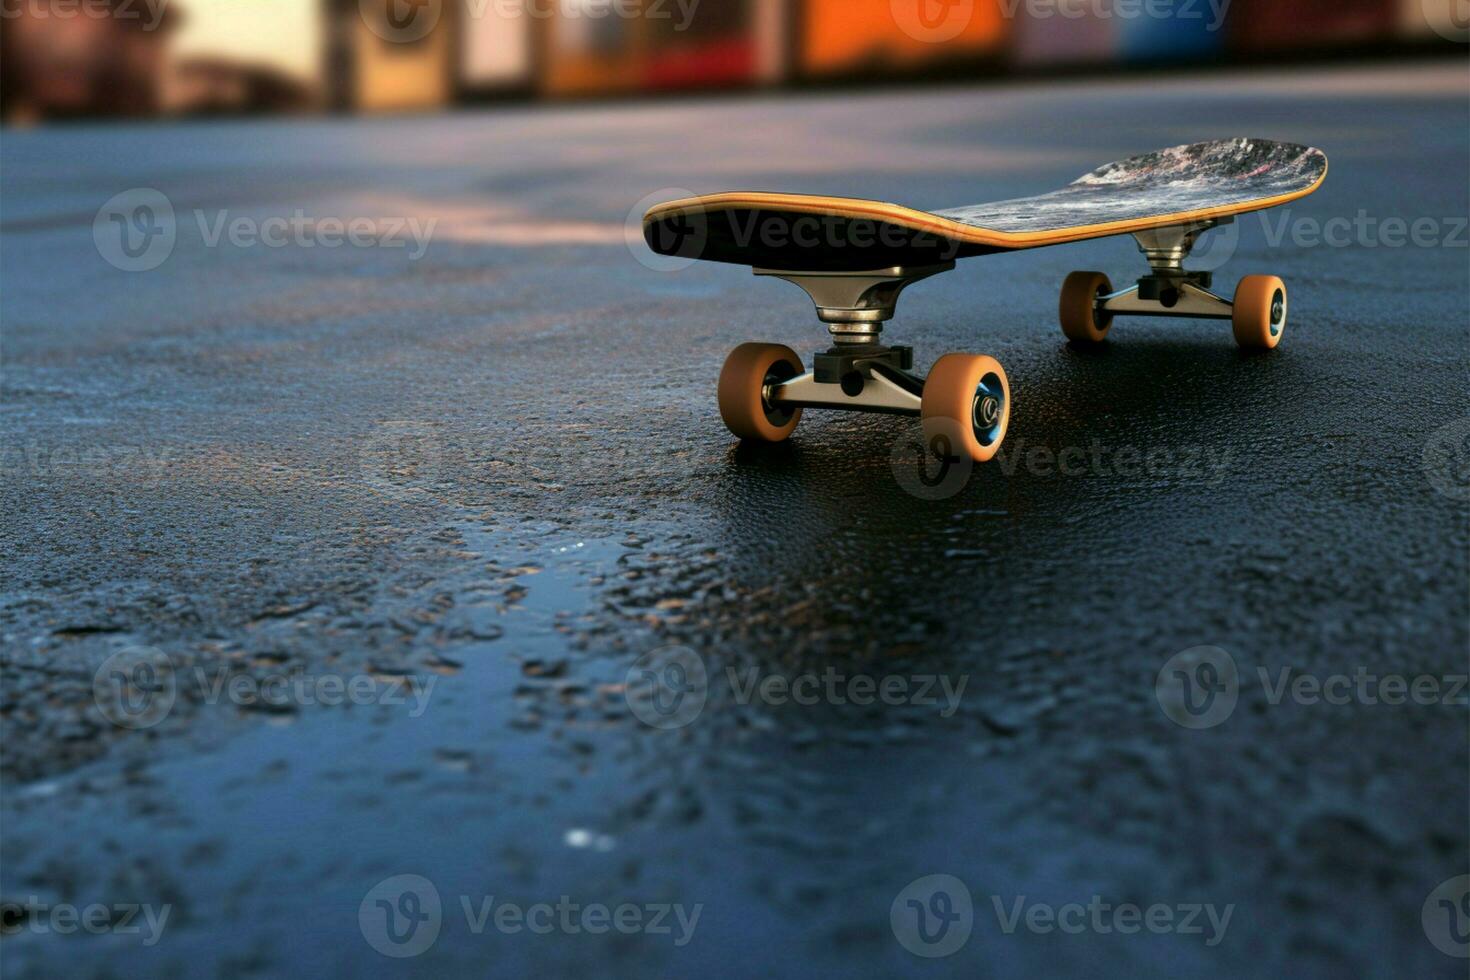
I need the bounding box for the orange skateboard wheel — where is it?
[717,342,804,442]
[1232,275,1287,349]
[920,353,1010,464]
[1059,271,1115,343]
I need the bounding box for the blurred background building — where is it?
[1,0,1464,122]
[2,0,181,122]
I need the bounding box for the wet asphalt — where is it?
[2,61,1468,978]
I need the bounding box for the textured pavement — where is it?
[2,61,1468,978]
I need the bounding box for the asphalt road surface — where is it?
[3,61,1468,979]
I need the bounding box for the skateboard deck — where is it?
[644,138,1327,270]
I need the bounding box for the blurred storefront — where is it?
[2,0,1462,123]
[168,57,316,116]
[326,0,457,111]
[1228,0,1402,52]
[459,0,538,97]
[482,0,786,98]
[1,0,181,122]
[801,0,1006,79]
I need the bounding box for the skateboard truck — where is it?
[1060,216,1287,350]
[1096,218,1235,320]
[751,263,956,416]
[755,263,954,345]
[714,261,1009,463]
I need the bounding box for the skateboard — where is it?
[643,138,1328,462]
